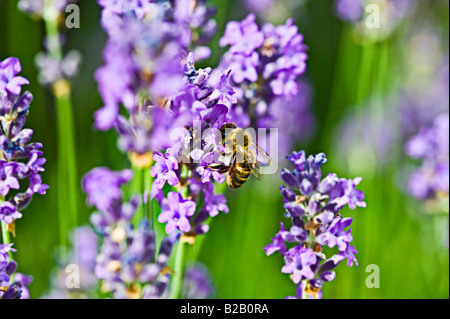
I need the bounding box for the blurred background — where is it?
[0,0,448,299]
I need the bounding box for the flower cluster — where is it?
[405,113,449,201]
[93,0,237,238]
[0,57,48,228]
[82,0,234,299]
[400,57,449,141]
[217,14,313,156]
[95,0,217,141]
[181,263,215,299]
[265,150,366,299]
[34,51,82,86]
[1,244,32,299]
[82,167,179,299]
[0,57,48,299]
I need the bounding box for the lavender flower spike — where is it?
[1,57,45,299]
[265,150,365,299]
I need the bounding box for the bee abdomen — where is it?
[228,164,252,189]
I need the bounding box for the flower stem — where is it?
[0,197,13,266]
[131,165,145,226]
[55,91,79,258]
[1,223,11,253]
[43,1,79,259]
[170,240,188,299]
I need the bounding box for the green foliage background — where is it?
[0,0,448,299]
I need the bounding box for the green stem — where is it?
[170,240,188,299]
[0,222,11,257]
[144,169,152,220]
[131,165,146,226]
[1,196,14,280]
[43,1,79,260]
[43,1,63,60]
[355,43,375,107]
[1,222,14,283]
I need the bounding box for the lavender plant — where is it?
[405,113,449,205]
[75,0,232,299]
[0,57,48,299]
[265,150,365,299]
[217,13,313,156]
[82,167,182,299]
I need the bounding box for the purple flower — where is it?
[335,0,364,22]
[218,17,312,162]
[219,14,264,56]
[158,192,196,234]
[226,51,260,84]
[405,113,449,199]
[71,226,99,271]
[207,69,237,106]
[0,244,16,267]
[182,264,215,299]
[92,216,178,299]
[35,50,82,86]
[0,198,22,225]
[281,246,317,284]
[202,182,229,217]
[266,150,365,298]
[196,151,226,184]
[316,217,353,252]
[0,162,20,196]
[11,273,32,299]
[151,152,180,190]
[0,57,44,299]
[0,57,29,96]
[264,223,288,256]
[327,177,366,211]
[346,178,367,209]
[286,150,306,168]
[94,0,219,155]
[338,244,359,267]
[83,167,133,214]
[121,220,156,283]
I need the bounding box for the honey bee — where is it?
[209,123,271,189]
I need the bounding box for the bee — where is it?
[209,123,271,189]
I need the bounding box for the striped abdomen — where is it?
[227,162,253,189]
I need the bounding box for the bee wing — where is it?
[252,161,262,180]
[247,143,272,166]
[233,141,248,164]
